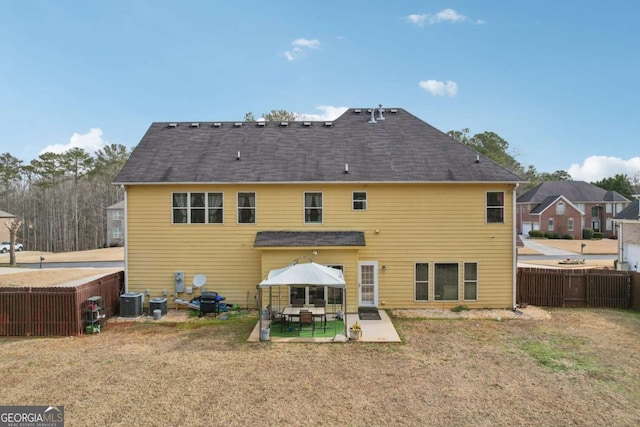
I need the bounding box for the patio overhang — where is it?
[254,231,366,248]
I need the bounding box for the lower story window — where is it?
[463,262,478,300]
[415,263,429,301]
[434,263,458,301]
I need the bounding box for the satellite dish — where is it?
[193,274,207,288]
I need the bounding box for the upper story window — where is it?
[486,192,504,223]
[606,203,612,213]
[172,192,224,224]
[237,192,256,224]
[591,206,600,217]
[304,192,323,224]
[112,210,122,220]
[556,202,565,215]
[353,192,367,211]
[615,203,623,213]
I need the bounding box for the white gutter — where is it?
[513,183,519,310]
[123,186,129,293]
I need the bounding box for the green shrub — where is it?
[563,234,574,240]
[451,305,469,313]
[553,233,562,239]
[582,228,594,239]
[593,232,604,240]
[528,230,545,238]
[545,231,555,239]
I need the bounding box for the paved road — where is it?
[519,236,578,256]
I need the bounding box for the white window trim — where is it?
[486,191,505,224]
[463,262,478,301]
[414,262,429,302]
[548,218,554,231]
[303,191,324,224]
[171,191,225,225]
[568,217,574,232]
[237,191,256,225]
[352,191,367,211]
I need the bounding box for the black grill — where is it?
[192,292,225,317]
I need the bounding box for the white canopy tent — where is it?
[258,261,347,340]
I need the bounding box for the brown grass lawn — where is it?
[1,309,639,426]
[517,238,617,256]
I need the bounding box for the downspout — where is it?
[123,186,128,293]
[512,183,519,310]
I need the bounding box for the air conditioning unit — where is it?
[120,292,143,317]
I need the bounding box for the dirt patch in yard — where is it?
[1,308,639,426]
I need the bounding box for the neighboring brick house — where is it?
[0,210,16,243]
[106,201,124,247]
[517,181,630,239]
[613,200,640,271]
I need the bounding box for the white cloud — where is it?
[567,155,640,182]
[292,38,320,49]
[419,79,458,97]
[404,9,479,27]
[284,38,320,61]
[40,128,107,155]
[295,105,349,121]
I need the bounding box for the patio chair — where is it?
[270,309,288,333]
[292,298,305,308]
[313,299,325,307]
[298,310,315,336]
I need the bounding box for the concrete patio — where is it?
[248,309,401,343]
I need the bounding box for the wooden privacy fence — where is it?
[517,268,636,309]
[0,271,123,336]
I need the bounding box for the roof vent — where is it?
[303,122,312,127]
[213,122,222,128]
[354,109,362,114]
[257,122,266,127]
[191,123,200,128]
[390,109,398,114]
[368,109,377,124]
[344,163,349,174]
[324,122,333,127]
[475,155,480,164]
[168,123,178,128]
[237,151,241,161]
[280,122,289,127]
[377,104,385,121]
[234,122,243,128]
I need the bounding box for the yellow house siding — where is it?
[125,182,515,311]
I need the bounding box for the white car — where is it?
[0,241,23,253]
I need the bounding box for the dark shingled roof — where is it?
[614,200,639,220]
[114,108,524,184]
[254,231,365,247]
[517,181,630,203]
[530,195,562,214]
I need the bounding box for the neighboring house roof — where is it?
[107,201,124,210]
[529,195,583,215]
[254,231,366,247]
[517,181,629,203]
[114,108,524,185]
[0,210,15,218]
[614,200,639,221]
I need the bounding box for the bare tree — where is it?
[5,218,22,266]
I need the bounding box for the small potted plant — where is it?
[349,321,362,341]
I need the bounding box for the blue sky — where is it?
[1,1,639,183]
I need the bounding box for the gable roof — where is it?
[517,181,630,204]
[114,108,524,185]
[0,210,15,218]
[614,200,639,220]
[529,195,582,215]
[106,201,124,210]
